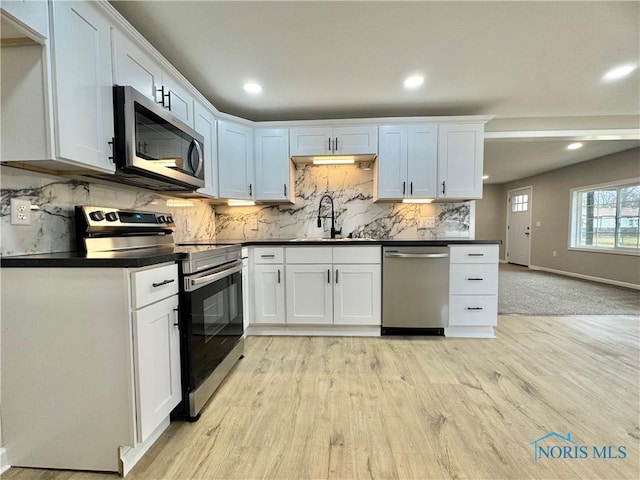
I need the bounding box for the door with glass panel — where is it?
[507,187,532,266]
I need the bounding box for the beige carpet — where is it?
[498,263,640,315]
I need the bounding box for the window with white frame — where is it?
[511,194,529,212]
[570,180,640,253]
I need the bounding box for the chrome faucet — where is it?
[317,194,342,239]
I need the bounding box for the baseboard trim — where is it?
[528,265,640,290]
[1,447,10,474]
[246,325,381,337]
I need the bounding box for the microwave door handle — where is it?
[187,139,204,177]
[193,139,203,177]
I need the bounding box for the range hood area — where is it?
[290,154,377,166]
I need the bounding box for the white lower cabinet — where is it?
[132,295,181,443]
[333,263,381,325]
[446,245,499,338]
[285,246,381,327]
[0,262,181,475]
[254,264,286,324]
[286,263,334,324]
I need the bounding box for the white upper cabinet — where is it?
[376,124,437,200]
[159,72,194,128]
[217,120,254,199]
[112,28,162,102]
[254,128,293,202]
[1,0,49,39]
[290,125,378,156]
[194,101,218,198]
[112,29,194,128]
[437,123,484,199]
[50,0,115,173]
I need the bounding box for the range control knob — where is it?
[157,215,166,223]
[89,210,105,221]
[105,212,119,222]
[166,216,173,224]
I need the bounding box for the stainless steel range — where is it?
[75,206,244,422]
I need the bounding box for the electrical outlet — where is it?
[552,250,557,257]
[10,198,31,225]
[418,217,436,229]
[185,218,192,233]
[251,219,258,231]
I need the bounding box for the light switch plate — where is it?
[251,219,258,230]
[419,217,436,229]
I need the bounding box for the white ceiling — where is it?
[110,1,640,184]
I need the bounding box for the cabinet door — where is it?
[218,120,254,199]
[194,102,218,198]
[437,123,484,199]
[161,72,194,128]
[112,28,162,102]
[334,126,378,155]
[50,0,114,173]
[333,264,381,326]
[376,125,407,200]
[255,128,292,202]
[407,124,438,198]
[253,264,286,324]
[1,0,49,39]
[286,264,333,324]
[132,295,181,444]
[289,127,332,156]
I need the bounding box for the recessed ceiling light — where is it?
[482,175,489,180]
[243,82,262,94]
[404,75,424,89]
[567,142,583,150]
[602,64,636,82]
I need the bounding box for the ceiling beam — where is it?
[485,129,640,141]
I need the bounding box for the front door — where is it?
[507,187,532,266]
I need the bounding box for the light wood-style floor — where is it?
[4,315,639,480]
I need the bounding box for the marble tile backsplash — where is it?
[0,166,215,256]
[215,164,471,240]
[1,163,471,256]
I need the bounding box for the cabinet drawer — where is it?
[253,247,284,264]
[450,245,498,264]
[450,264,498,295]
[333,246,380,264]
[132,263,179,309]
[286,247,332,264]
[449,295,497,326]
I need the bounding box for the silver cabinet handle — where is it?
[335,137,338,152]
[152,279,175,288]
[442,181,446,195]
[466,307,484,310]
[335,269,339,284]
[467,278,484,281]
[402,181,406,195]
[277,269,281,284]
[384,252,449,259]
[328,137,332,152]
[410,181,413,195]
[284,184,287,197]
[173,307,180,326]
[467,253,485,257]
[249,183,253,197]
[327,269,330,284]
[260,254,275,258]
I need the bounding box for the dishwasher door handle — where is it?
[384,252,449,259]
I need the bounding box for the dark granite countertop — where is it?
[1,239,500,268]
[0,248,183,268]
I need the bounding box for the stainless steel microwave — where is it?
[111,86,205,192]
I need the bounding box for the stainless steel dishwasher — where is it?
[382,246,449,335]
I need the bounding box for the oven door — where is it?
[181,263,243,392]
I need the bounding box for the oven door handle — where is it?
[188,260,243,290]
